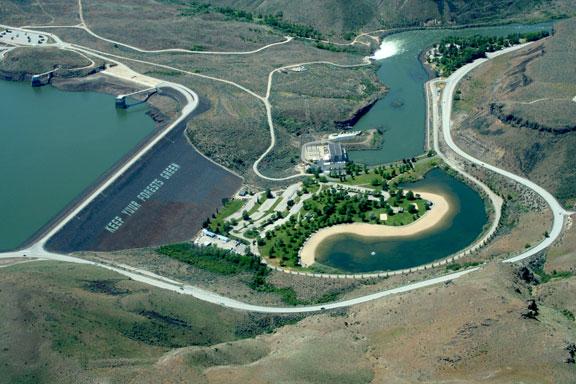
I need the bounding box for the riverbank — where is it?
[299,191,450,267]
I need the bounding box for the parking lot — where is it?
[0,28,49,46]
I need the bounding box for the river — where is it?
[312,23,554,272]
[350,22,553,164]
[0,80,155,251]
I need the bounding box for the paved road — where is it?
[0,249,478,313]
[75,0,294,55]
[253,60,372,182]
[437,43,570,263]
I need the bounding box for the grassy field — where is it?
[0,0,80,26]
[83,0,285,52]
[107,250,576,383]
[453,18,576,208]
[0,47,96,79]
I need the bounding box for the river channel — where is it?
[350,22,553,164]
[309,23,553,272]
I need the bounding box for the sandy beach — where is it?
[299,191,450,267]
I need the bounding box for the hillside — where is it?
[197,0,576,39]
[453,18,576,208]
[0,260,302,383]
[2,237,575,383]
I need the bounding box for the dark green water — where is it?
[0,80,155,251]
[315,169,488,272]
[350,22,553,165]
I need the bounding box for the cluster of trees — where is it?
[301,177,320,194]
[430,31,550,76]
[259,187,421,266]
[181,2,323,39]
[262,14,322,39]
[314,42,358,54]
[157,243,263,275]
[158,243,303,304]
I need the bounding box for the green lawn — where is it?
[337,156,440,189]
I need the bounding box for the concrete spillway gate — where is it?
[31,68,58,87]
[115,87,158,109]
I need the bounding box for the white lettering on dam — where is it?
[104,163,181,233]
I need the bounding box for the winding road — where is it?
[437,44,570,263]
[0,21,571,313]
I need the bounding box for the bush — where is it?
[157,243,263,275]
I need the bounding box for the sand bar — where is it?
[299,191,450,267]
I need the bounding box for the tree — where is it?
[242,210,250,221]
[381,180,389,191]
[266,188,273,199]
[406,190,415,200]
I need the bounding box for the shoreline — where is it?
[299,191,450,267]
[0,71,181,252]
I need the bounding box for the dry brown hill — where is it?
[453,18,576,208]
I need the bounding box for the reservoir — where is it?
[0,80,155,251]
[314,168,488,273]
[350,22,552,165]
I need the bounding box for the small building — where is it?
[216,234,230,243]
[202,228,216,238]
